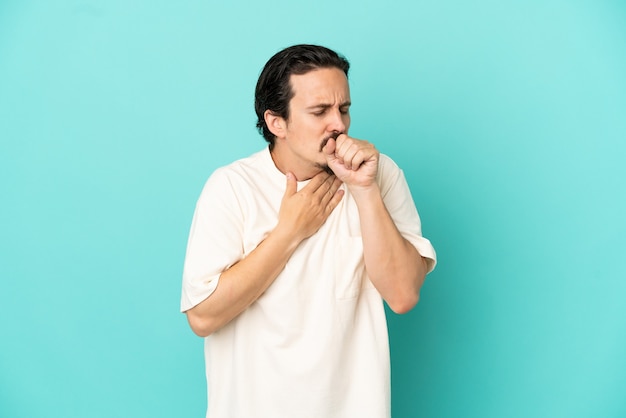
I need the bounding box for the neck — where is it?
[269,148,326,181]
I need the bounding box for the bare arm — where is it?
[324,135,428,313]
[351,184,428,313]
[185,171,344,337]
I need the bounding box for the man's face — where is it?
[276,67,351,176]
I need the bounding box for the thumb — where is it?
[284,172,297,196]
[323,138,339,167]
[322,137,336,158]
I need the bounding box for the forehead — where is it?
[289,67,350,104]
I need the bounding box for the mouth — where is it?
[319,131,343,152]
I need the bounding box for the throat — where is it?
[270,148,333,180]
[316,163,335,175]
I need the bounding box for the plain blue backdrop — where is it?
[1,1,625,417]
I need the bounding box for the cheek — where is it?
[297,115,317,130]
[307,118,326,134]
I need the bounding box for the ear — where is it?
[264,110,287,139]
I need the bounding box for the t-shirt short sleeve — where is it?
[378,155,437,273]
[180,169,245,312]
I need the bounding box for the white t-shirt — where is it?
[181,147,436,418]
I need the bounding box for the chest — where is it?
[237,183,367,301]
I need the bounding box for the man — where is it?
[181,44,436,418]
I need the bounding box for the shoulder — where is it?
[376,153,403,185]
[211,148,268,177]
[378,153,400,171]
[202,148,269,190]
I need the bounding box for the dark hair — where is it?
[254,44,350,148]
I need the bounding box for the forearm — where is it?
[352,185,428,313]
[186,226,300,337]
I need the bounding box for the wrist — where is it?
[347,182,381,202]
[271,223,304,252]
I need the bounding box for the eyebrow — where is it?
[306,101,352,110]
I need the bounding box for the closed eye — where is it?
[308,103,351,116]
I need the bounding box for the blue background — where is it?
[1,1,625,417]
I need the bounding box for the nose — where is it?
[327,109,347,133]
